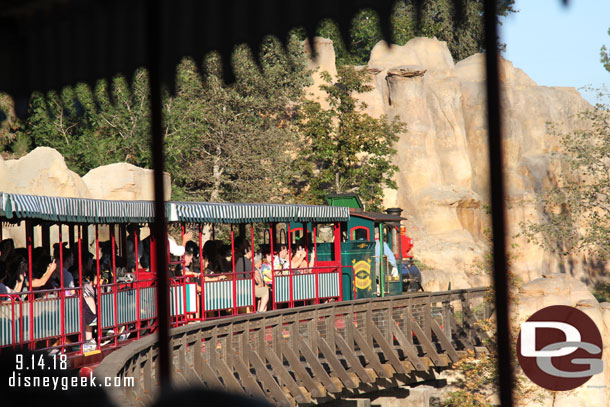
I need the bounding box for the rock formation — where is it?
[83,163,171,201]
[0,147,170,247]
[306,37,597,290]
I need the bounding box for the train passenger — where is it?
[290,244,315,272]
[125,224,144,271]
[28,256,57,291]
[81,269,98,352]
[173,241,198,278]
[202,240,233,273]
[200,254,227,283]
[251,245,270,312]
[234,237,254,279]
[273,244,290,273]
[4,256,26,296]
[168,230,193,257]
[0,239,15,264]
[0,262,13,301]
[258,245,273,286]
[49,244,76,296]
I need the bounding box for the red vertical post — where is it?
[19,299,24,347]
[26,220,34,348]
[199,225,205,321]
[303,222,309,261]
[250,224,255,313]
[269,223,274,311]
[111,225,118,345]
[78,225,84,352]
[137,231,147,338]
[334,222,343,302]
[58,223,65,348]
[313,224,319,304]
[11,296,16,349]
[230,225,237,316]
[287,224,292,309]
[95,225,101,348]
[181,224,187,323]
[134,229,139,273]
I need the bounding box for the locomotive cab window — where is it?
[351,226,370,241]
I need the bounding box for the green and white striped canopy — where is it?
[167,201,349,224]
[0,192,156,223]
[0,192,349,224]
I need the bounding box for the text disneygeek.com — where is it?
[9,371,135,391]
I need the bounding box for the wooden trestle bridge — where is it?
[95,288,490,407]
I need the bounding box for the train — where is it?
[0,191,421,366]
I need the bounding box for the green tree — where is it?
[317,0,516,66]
[19,33,311,204]
[520,28,610,261]
[167,34,310,202]
[0,93,28,156]
[24,70,152,175]
[601,26,610,73]
[521,104,610,260]
[296,65,403,211]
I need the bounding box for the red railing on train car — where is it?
[0,263,345,357]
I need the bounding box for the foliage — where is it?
[412,258,434,271]
[166,35,311,202]
[0,93,27,156]
[520,101,610,260]
[16,34,311,204]
[24,71,152,175]
[316,1,516,66]
[601,26,610,73]
[592,282,610,303]
[295,65,403,211]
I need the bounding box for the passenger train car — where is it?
[0,191,420,367]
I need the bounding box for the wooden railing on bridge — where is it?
[95,288,490,407]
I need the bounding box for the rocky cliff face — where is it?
[307,37,595,290]
[0,147,170,247]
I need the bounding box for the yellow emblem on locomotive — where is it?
[353,259,372,290]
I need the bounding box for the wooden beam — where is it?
[430,319,459,363]
[265,347,310,404]
[369,323,408,375]
[352,327,388,378]
[408,316,444,366]
[282,344,325,398]
[391,323,426,371]
[317,336,358,388]
[294,332,341,393]
[249,351,293,407]
[334,333,376,384]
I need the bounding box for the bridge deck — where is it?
[96,288,490,406]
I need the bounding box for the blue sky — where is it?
[499,0,610,104]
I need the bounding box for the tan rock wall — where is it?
[0,147,170,250]
[307,36,597,288]
[83,163,171,201]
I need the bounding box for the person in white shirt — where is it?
[168,231,193,257]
